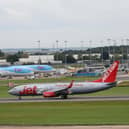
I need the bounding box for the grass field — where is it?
[0,101,129,125]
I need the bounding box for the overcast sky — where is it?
[0,0,129,48]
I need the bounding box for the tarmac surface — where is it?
[0,95,129,103]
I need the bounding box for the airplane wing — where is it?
[43,80,74,97]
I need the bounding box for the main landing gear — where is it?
[18,96,22,100]
[60,94,68,99]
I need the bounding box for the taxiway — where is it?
[0,95,129,103]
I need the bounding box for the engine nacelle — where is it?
[43,91,57,97]
[43,90,69,98]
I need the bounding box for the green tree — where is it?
[15,51,28,58]
[123,53,127,60]
[0,50,4,57]
[54,53,60,61]
[78,54,83,60]
[83,55,90,60]
[54,53,76,63]
[65,54,76,63]
[6,54,19,64]
[100,51,109,60]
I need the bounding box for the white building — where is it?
[19,55,54,64]
[0,59,10,65]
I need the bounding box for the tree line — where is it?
[0,45,129,64]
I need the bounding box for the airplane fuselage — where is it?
[8,82,116,96]
[0,66,34,77]
[0,64,55,77]
[22,65,55,73]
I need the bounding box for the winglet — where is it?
[67,80,74,88]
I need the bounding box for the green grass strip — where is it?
[0,101,129,125]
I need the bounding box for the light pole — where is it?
[64,40,67,67]
[36,40,41,64]
[121,39,124,64]
[107,38,111,64]
[100,40,103,64]
[55,40,59,78]
[113,40,116,62]
[126,39,129,67]
[56,40,59,61]
[89,40,92,65]
[81,40,84,67]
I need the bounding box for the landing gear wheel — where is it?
[61,94,68,99]
[18,96,22,100]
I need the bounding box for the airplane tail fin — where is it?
[93,61,119,83]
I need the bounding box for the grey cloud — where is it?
[0,0,129,48]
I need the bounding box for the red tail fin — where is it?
[93,61,119,83]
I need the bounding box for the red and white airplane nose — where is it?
[8,87,21,96]
[8,88,16,95]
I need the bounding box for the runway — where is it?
[0,95,129,103]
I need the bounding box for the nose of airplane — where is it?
[8,88,16,95]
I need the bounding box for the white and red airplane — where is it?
[8,61,119,99]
